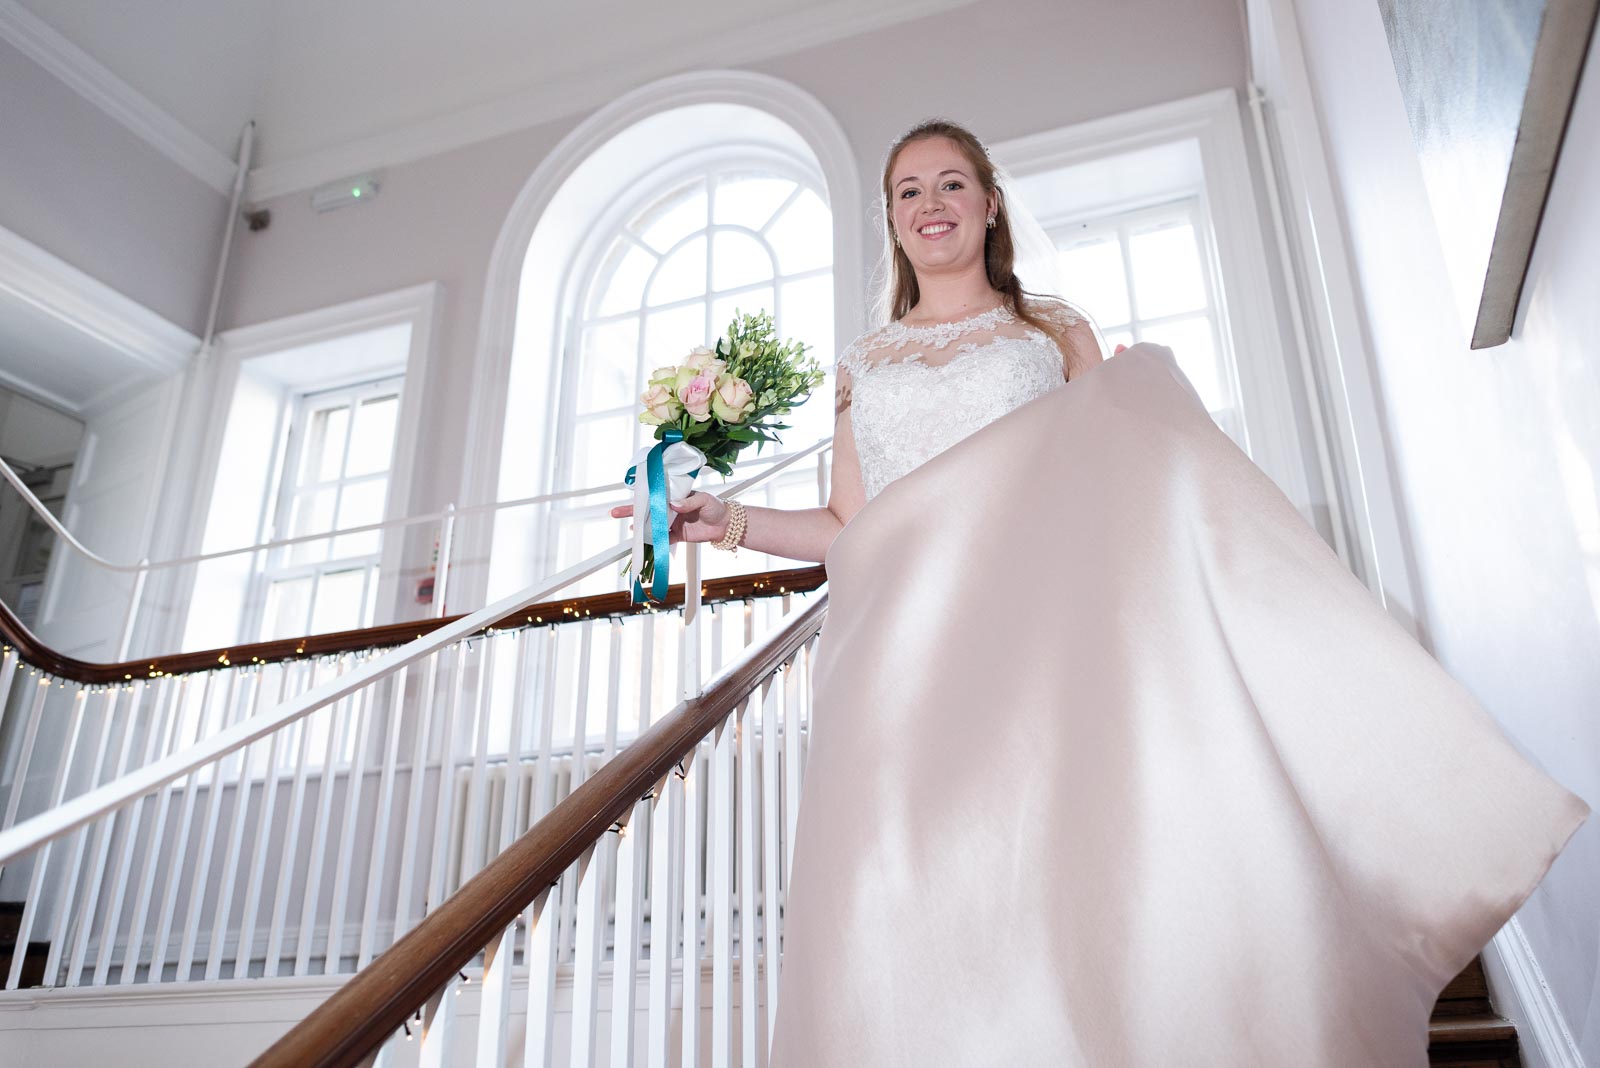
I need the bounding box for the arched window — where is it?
[550,158,836,584]
[478,82,860,603]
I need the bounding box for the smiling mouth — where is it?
[918,221,956,238]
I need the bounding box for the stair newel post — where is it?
[682,542,703,701]
[431,503,456,619]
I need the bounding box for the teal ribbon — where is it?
[624,428,701,604]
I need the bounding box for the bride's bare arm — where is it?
[607,380,867,565]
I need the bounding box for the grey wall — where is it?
[217,0,1249,540]
[0,38,228,335]
[1286,0,1600,1055]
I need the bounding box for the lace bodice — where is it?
[837,297,1084,500]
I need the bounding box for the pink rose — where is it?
[711,374,755,422]
[678,371,717,421]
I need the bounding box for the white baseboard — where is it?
[1482,917,1588,1068]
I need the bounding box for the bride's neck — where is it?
[903,270,1004,325]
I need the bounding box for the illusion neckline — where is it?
[889,301,1015,336]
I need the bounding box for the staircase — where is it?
[0,538,1542,1066]
[1429,956,1520,1067]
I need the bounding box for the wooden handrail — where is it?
[0,565,827,685]
[250,593,829,1068]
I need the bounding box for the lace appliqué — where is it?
[835,298,1084,500]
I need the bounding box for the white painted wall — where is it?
[0,38,227,336]
[1272,1,1600,1059]
[37,378,181,660]
[217,0,1248,597]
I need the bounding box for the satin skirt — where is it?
[765,344,1589,1067]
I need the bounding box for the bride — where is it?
[613,119,1590,1066]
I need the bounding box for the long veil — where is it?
[996,161,1114,361]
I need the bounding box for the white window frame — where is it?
[993,88,1323,535]
[246,374,405,641]
[171,283,439,651]
[1047,196,1244,444]
[536,147,835,581]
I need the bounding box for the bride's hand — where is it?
[608,492,730,546]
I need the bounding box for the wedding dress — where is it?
[764,298,1590,1067]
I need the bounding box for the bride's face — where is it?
[888,137,997,275]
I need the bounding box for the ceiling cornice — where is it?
[244,0,980,202]
[0,0,238,194]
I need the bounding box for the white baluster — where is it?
[645,767,682,1068]
[709,709,736,1068]
[570,838,607,1067]
[324,673,379,974]
[523,886,559,1068]
[0,675,49,869]
[738,687,762,1067]
[265,665,322,978]
[476,922,517,1066]
[458,636,498,888]
[75,682,152,986]
[7,684,89,990]
[177,670,245,980]
[782,652,804,882]
[680,742,703,1068]
[234,661,305,979]
[425,643,471,917]
[418,980,456,1068]
[45,686,120,986]
[150,671,227,982]
[610,795,647,1068]
[297,668,355,976]
[207,666,271,979]
[478,633,533,1066]
[394,648,447,939]
[116,675,188,984]
[358,665,410,968]
[760,671,784,1052]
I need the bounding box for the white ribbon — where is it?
[626,439,707,582]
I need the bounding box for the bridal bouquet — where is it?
[623,308,824,603]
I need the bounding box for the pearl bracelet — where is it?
[712,499,747,552]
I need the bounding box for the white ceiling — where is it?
[0,287,167,415]
[15,0,978,173]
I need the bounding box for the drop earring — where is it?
[985,215,996,228]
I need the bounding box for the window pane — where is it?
[711,230,775,292]
[262,576,313,640]
[642,302,707,366]
[1129,219,1206,319]
[712,288,773,344]
[332,477,387,557]
[310,567,367,634]
[1056,236,1130,328]
[765,188,831,274]
[1103,329,1135,353]
[574,414,637,491]
[1140,315,1228,411]
[580,317,640,413]
[346,394,398,477]
[596,242,657,317]
[636,179,707,254]
[778,272,836,447]
[713,174,795,231]
[779,272,834,368]
[647,234,707,308]
[288,487,337,564]
[299,405,350,484]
